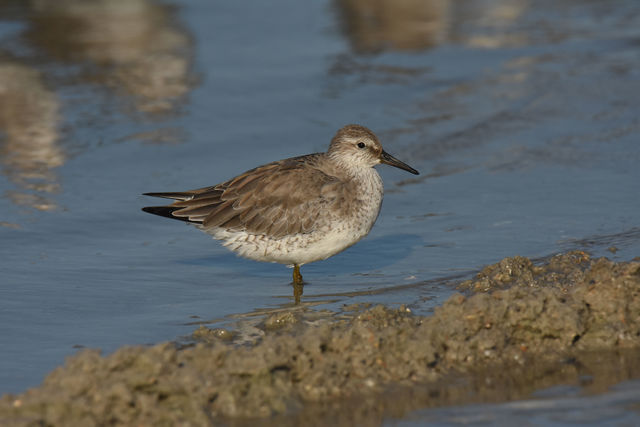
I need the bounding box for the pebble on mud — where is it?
[263,311,301,331]
[191,326,233,342]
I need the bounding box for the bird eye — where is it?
[357,142,366,149]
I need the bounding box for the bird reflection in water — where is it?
[0,63,63,211]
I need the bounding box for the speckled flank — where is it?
[209,167,383,265]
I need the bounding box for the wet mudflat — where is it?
[1,252,639,425]
[1,0,640,425]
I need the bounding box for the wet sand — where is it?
[1,251,639,425]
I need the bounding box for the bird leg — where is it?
[293,264,304,285]
[292,264,304,305]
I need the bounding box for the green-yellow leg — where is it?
[292,264,304,305]
[293,264,304,285]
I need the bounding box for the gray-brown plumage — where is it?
[143,124,419,285]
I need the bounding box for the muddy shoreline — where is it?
[2,251,639,425]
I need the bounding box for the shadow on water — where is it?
[174,233,425,305]
[183,269,469,346]
[177,233,423,278]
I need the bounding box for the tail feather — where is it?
[142,206,194,223]
[143,192,194,201]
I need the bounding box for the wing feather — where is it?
[143,154,342,238]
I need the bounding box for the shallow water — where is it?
[0,0,639,421]
[399,379,640,426]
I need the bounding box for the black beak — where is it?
[380,150,419,175]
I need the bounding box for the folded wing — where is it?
[142,155,342,238]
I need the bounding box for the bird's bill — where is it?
[380,150,419,175]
